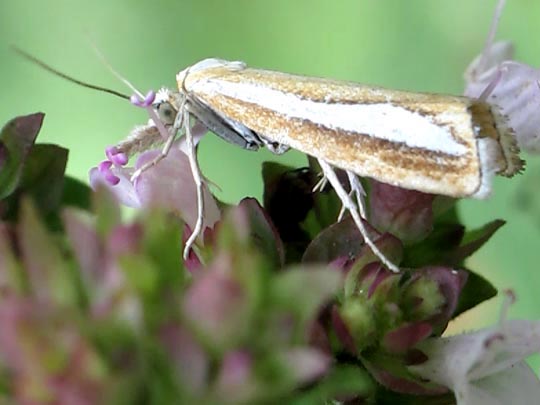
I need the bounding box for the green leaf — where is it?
[270,266,342,341]
[93,186,121,237]
[19,144,68,212]
[62,176,92,211]
[0,222,24,293]
[404,218,504,270]
[141,210,186,291]
[375,389,455,405]
[445,219,505,264]
[288,365,375,404]
[119,254,159,297]
[402,222,464,268]
[0,113,44,199]
[18,198,76,305]
[0,144,68,230]
[453,268,497,317]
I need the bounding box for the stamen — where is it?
[498,288,516,325]
[104,172,121,186]
[105,146,128,166]
[130,91,156,108]
[98,160,120,185]
[98,160,112,171]
[477,0,507,74]
[478,63,508,101]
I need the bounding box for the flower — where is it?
[464,0,540,153]
[89,133,220,236]
[411,320,540,404]
[410,301,540,404]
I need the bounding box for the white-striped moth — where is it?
[113,59,522,272]
[15,49,523,272]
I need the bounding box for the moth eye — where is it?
[155,102,176,125]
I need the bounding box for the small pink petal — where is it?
[98,160,112,171]
[89,167,140,207]
[104,172,120,185]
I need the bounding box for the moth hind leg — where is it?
[317,159,400,273]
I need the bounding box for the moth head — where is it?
[153,88,183,126]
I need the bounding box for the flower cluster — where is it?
[2,1,540,400]
[1,108,539,404]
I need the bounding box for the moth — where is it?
[15,50,524,272]
[118,58,522,271]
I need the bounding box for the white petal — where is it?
[470,362,540,405]
[464,40,514,83]
[464,39,540,154]
[410,320,540,405]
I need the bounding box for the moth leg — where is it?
[182,108,206,260]
[130,128,176,182]
[312,173,328,193]
[338,171,367,222]
[318,159,400,273]
[347,171,367,218]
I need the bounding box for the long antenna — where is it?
[12,46,130,100]
[88,41,144,99]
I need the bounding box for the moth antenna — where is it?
[88,40,145,99]
[12,46,130,100]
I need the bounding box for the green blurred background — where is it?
[1,0,540,365]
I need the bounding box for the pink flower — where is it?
[89,136,220,236]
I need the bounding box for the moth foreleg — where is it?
[182,108,206,260]
[130,128,177,182]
